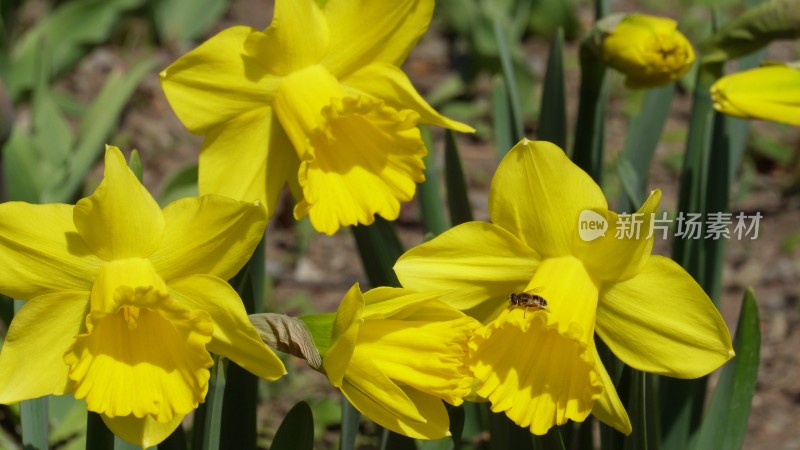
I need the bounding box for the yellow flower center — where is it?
[469,256,603,434]
[63,258,215,423]
[272,65,425,234]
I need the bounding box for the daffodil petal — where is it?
[361,287,463,321]
[324,284,364,386]
[590,343,632,435]
[102,413,184,449]
[74,147,164,260]
[0,203,100,299]
[159,26,280,133]
[65,287,214,422]
[244,0,328,75]
[198,108,297,217]
[169,275,287,381]
[573,190,661,282]
[340,355,426,424]
[711,65,800,126]
[490,139,607,258]
[149,195,266,282]
[342,62,474,132]
[321,0,434,77]
[357,316,476,405]
[394,221,539,315]
[596,255,734,378]
[0,292,89,403]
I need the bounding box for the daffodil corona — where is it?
[0,147,286,447]
[394,139,734,434]
[302,284,478,439]
[160,0,473,235]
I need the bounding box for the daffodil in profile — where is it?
[596,13,695,89]
[711,64,800,126]
[394,139,734,435]
[0,147,286,447]
[301,283,478,438]
[160,0,473,236]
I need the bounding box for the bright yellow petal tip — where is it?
[711,64,800,126]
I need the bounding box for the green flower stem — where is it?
[220,238,265,450]
[572,43,607,183]
[14,300,48,450]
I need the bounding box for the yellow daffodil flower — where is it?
[599,13,695,89]
[394,139,734,435]
[160,0,473,236]
[0,146,286,448]
[711,64,800,126]
[302,284,478,439]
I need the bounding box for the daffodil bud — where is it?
[711,63,800,126]
[590,13,695,89]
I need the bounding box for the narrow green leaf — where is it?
[418,126,449,236]
[194,356,227,450]
[43,56,159,203]
[444,131,473,226]
[7,0,146,99]
[351,218,404,287]
[531,427,565,450]
[493,19,524,141]
[2,127,42,202]
[571,43,607,183]
[14,300,48,450]
[152,0,228,45]
[158,163,198,206]
[616,83,676,212]
[220,239,266,450]
[538,28,566,149]
[86,412,114,450]
[128,150,143,183]
[271,401,314,450]
[616,157,643,211]
[340,398,360,450]
[491,75,514,160]
[488,411,532,450]
[692,289,760,450]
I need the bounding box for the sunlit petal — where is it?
[102,413,184,449]
[0,292,89,403]
[149,195,266,282]
[0,203,101,299]
[160,26,280,133]
[169,275,287,381]
[597,256,734,378]
[324,284,364,386]
[573,190,661,282]
[73,147,164,260]
[342,63,474,132]
[322,0,434,77]
[198,108,298,217]
[490,140,607,257]
[394,222,539,316]
[590,343,632,435]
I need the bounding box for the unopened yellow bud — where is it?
[600,14,695,89]
[711,64,800,126]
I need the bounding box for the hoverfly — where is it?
[508,287,548,318]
